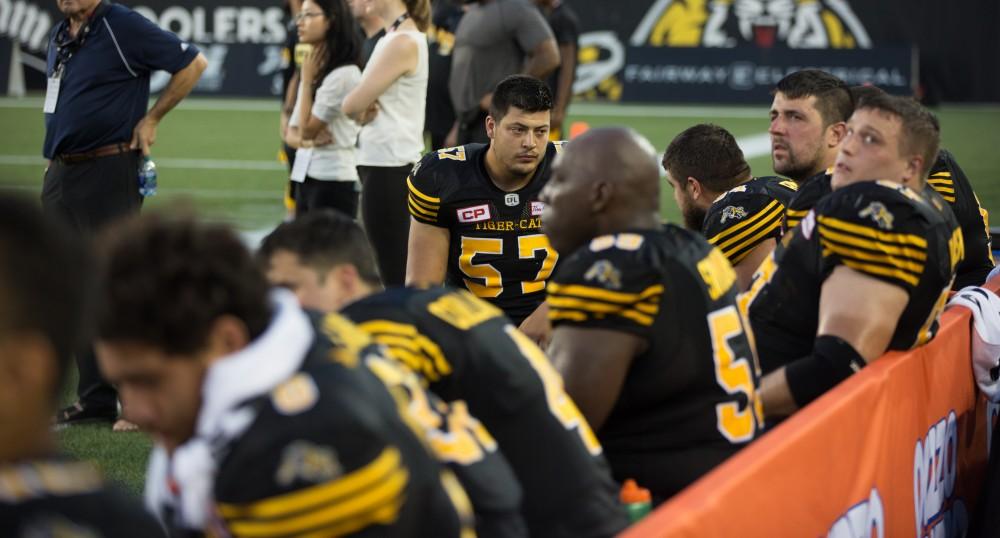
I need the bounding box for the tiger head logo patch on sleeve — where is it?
[859,202,895,230]
[584,259,623,290]
[721,206,748,224]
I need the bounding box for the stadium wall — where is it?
[2,0,997,101]
[620,277,1000,538]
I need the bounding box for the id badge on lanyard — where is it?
[44,71,61,114]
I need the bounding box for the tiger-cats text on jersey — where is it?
[407,142,564,325]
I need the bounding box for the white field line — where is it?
[0,96,771,118]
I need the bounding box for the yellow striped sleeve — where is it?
[407,176,441,223]
[817,216,927,289]
[784,208,809,229]
[927,172,956,202]
[708,200,785,264]
[358,320,452,382]
[547,282,663,327]
[218,447,407,537]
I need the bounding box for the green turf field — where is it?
[2,97,998,496]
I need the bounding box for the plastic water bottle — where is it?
[139,156,157,197]
[620,478,652,524]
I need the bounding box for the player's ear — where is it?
[204,315,250,361]
[904,154,925,185]
[591,180,611,212]
[485,115,496,140]
[686,176,702,199]
[826,121,847,148]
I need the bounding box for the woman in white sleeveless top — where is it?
[283,0,363,218]
[343,0,429,286]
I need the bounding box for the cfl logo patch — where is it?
[457,204,491,223]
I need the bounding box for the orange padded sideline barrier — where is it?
[622,278,999,538]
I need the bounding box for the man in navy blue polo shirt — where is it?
[44,0,207,427]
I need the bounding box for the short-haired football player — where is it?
[406,74,564,346]
[663,123,798,289]
[96,213,473,537]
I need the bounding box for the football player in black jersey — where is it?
[259,212,528,538]
[0,195,164,537]
[406,74,563,346]
[663,123,798,289]
[95,214,473,537]
[750,94,962,419]
[783,85,994,288]
[259,210,628,538]
[540,127,761,502]
[769,69,852,186]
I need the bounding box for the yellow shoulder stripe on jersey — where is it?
[929,171,951,178]
[785,208,810,218]
[549,309,587,322]
[0,462,103,502]
[407,176,441,203]
[359,320,452,381]
[817,216,928,249]
[218,447,404,522]
[820,239,925,275]
[547,282,663,305]
[831,253,921,287]
[817,226,927,262]
[709,199,784,247]
[717,211,783,264]
[547,299,658,326]
[709,200,784,255]
[406,196,437,220]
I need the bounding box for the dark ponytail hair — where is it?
[312,0,360,97]
[402,0,430,32]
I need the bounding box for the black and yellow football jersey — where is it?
[407,142,564,325]
[783,150,993,288]
[1,459,165,538]
[547,227,761,501]
[928,149,994,288]
[748,181,962,375]
[318,315,527,538]
[341,287,628,538]
[702,176,799,265]
[782,169,831,232]
[211,313,474,538]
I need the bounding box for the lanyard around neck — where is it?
[388,12,409,32]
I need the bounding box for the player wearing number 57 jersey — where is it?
[542,128,761,502]
[407,75,562,344]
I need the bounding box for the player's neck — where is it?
[484,148,534,192]
[378,4,408,30]
[603,210,661,235]
[360,15,385,37]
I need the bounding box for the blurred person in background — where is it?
[279,0,302,219]
[424,0,465,150]
[283,0,364,218]
[45,0,207,430]
[535,0,578,140]
[348,0,385,66]
[343,0,430,286]
[0,195,164,537]
[449,0,560,146]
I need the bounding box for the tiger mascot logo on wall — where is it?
[630,0,872,49]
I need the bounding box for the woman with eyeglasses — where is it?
[283,0,363,218]
[343,0,430,286]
